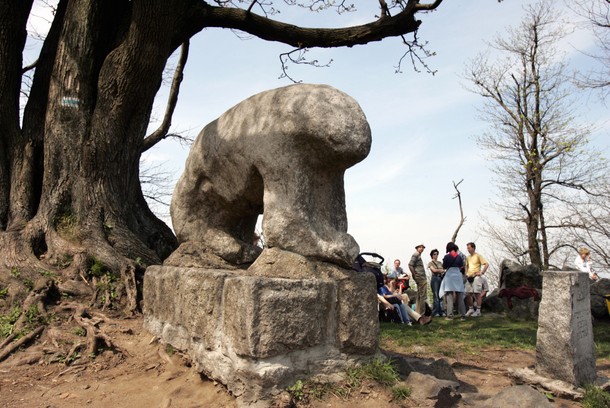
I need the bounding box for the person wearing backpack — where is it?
[439,242,466,320]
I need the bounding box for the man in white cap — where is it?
[409,244,428,315]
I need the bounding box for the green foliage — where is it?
[282,357,404,403]
[73,327,86,337]
[380,316,610,360]
[38,269,56,279]
[287,380,305,401]
[345,365,364,389]
[22,278,34,291]
[89,257,107,277]
[582,384,610,408]
[54,351,81,365]
[25,304,40,324]
[0,287,8,298]
[0,306,21,338]
[165,344,175,356]
[391,384,412,400]
[307,381,334,401]
[10,267,20,278]
[593,322,610,360]
[360,356,399,386]
[380,316,538,355]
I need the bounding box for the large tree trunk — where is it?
[1,0,182,312]
[0,1,34,230]
[1,0,440,316]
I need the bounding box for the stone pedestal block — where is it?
[143,264,378,403]
[536,271,596,386]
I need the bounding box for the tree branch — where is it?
[450,179,466,243]
[142,41,190,153]
[184,1,430,49]
[21,59,38,74]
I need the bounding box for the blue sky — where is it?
[27,1,609,274]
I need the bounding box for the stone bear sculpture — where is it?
[170,84,371,267]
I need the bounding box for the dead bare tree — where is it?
[450,179,466,243]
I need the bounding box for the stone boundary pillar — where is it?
[535,270,596,386]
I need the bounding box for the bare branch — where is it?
[142,41,190,153]
[450,179,466,243]
[21,59,38,74]
[278,48,333,83]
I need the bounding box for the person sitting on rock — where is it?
[379,276,431,325]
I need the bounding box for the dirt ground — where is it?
[0,316,602,408]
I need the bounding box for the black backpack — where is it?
[352,252,385,289]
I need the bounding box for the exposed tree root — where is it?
[61,303,126,359]
[0,216,165,368]
[0,326,44,363]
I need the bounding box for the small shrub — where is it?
[10,267,20,278]
[0,287,8,298]
[165,344,175,356]
[582,384,610,408]
[287,380,305,402]
[89,257,107,277]
[391,384,411,400]
[0,306,21,338]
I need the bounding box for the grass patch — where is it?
[381,317,537,355]
[391,384,412,400]
[360,356,399,386]
[381,315,610,360]
[284,356,401,404]
[593,322,610,360]
[582,384,610,408]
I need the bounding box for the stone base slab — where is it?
[143,264,378,403]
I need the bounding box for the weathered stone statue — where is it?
[170,83,370,267]
[144,84,378,405]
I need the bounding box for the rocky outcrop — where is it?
[170,83,371,268]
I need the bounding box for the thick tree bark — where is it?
[1,0,441,313]
[0,1,34,230]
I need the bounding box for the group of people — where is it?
[379,242,601,325]
[378,242,490,323]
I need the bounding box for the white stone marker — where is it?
[536,270,596,385]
